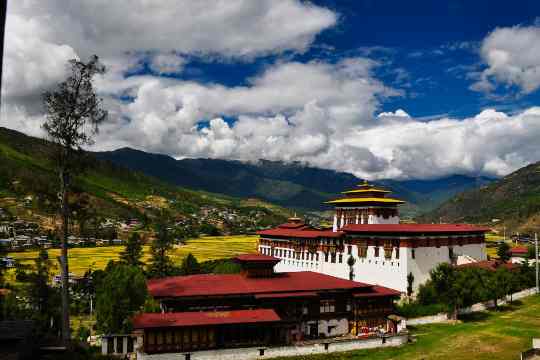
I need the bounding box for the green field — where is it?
[7,235,258,276]
[278,295,540,360]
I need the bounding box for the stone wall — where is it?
[137,334,409,360]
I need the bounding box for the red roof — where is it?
[342,224,490,234]
[148,271,377,298]
[510,246,528,255]
[133,309,281,329]
[457,260,518,272]
[235,254,280,262]
[354,285,401,297]
[254,291,319,299]
[277,222,309,229]
[257,228,343,239]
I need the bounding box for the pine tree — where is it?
[121,232,144,267]
[181,253,201,275]
[42,55,107,344]
[497,242,511,262]
[147,226,175,278]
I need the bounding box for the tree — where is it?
[497,242,511,262]
[26,249,62,338]
[121,232,144,267]
[181,253,201,275]
[407,272,414,297]
[42,55,107,344]
[147,226,175,278]
[347,255,356,281]
[95,263,147,334]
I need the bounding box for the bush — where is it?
[395,302,448,318]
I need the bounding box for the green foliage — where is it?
[496,242,511,262]
[407,272,414,297]
[180,253,201,275]
[395,302,448,318]
[198,222,221,236]
[95,263,147,334]
[416,262,534,318]
[120,232,144,267]
[146,226,175,278]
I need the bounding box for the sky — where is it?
[2,0,540,180]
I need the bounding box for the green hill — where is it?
[0,127,289,229]
[420,161,540,233]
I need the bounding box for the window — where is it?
[325,252,329,262]
[395,247,399,259]
[374,246,380,257]
[338,254,343,263]
[320,300,336,313]
[411,249,416,259]
[347,245,352,255]
[358,244,367,258]
[331,253,336,263]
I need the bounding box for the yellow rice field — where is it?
[7,235,258,276]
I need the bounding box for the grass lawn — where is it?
[7,235,258,276]
[276,295,540,360]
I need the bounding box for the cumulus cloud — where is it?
[3,1,540,182]
[472,25,540,94]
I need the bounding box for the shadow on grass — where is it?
[459,311,491,323]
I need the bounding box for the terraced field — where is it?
[7,235,258,275]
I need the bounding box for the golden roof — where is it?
[341,188,391,194]
[325,197,405,204]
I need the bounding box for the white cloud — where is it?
[149,54,186,75]
[2,0,337,105]
[472,25,540,94]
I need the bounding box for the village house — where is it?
[133,254,404,359]
[258,182,489,293]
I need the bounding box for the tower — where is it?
[326,181,404,231]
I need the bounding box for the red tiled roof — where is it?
[342,223,490,234]
[133,309,281,329]
[510,246,528,255]
[277,222,309,229]
[148,271,373,298]
[254,291,318,299]
[235,254,280,262]
[353,285,401,298]
[257,228,343,239]
[457,260,518,272]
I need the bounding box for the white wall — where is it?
[261,241,486,294]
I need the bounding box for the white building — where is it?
[258,182,488,294]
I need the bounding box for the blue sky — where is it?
[3,0,540,180]
[173,0,540,119]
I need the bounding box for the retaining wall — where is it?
[137,334,409,360]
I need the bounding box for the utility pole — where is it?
[534,233,540,294]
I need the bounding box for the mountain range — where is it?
[420,161,540,232]
[95,147,494,217]
[0,127,289,229]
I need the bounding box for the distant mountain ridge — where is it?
[420,161,540,232]
[0,127,289,228]
[95,147,495,217]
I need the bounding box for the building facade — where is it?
[258,183,489,293]
[133,254,401,358]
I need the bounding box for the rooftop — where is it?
[325,197,405,205]
[147,271,399,298]
[133,309,281,329]
[457,260,518,272]
[342,223,490,234]
[257,227,343,239]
